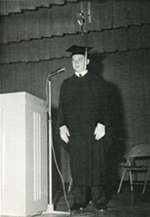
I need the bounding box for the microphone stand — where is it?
[44,72,70,215]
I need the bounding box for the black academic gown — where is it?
[57,72,109,187]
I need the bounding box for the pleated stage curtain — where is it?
[0,24,150,64]
[0,1,150,176]
[0,0,150,44]
[0,0,79,15]
[0,49,150,146]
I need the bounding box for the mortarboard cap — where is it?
[66,45,92,56]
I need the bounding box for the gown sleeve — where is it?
[57,80,70,152]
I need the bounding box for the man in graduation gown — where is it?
[57,45,110,211]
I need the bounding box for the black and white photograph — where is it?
[0,0,150,217]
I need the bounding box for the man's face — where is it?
[71,54,89,72]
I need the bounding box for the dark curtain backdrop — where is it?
[1,0,150,43]
[1,48,150,148]
[0,0,150,185]
[0,24,150,64]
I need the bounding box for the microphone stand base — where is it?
[43,204,70,215]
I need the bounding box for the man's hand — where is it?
[94,123,105,140]
[59,125,70,143]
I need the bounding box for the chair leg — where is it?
[142,167,150,194]
[117,169,126,193]
[129,170,133,191]
[68,178,73,193]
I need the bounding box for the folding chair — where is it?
[117,144,150,194]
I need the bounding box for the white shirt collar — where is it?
[75,70,88,77]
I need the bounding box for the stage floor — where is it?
[35,183,150,217]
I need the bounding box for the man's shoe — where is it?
[70,203,83,211]
[95,203,107,211]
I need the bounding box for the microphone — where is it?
[47,67,66,80]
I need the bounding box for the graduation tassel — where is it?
[88,1,91,23]
[84,47,88,71]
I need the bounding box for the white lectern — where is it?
[0,92,48,217]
